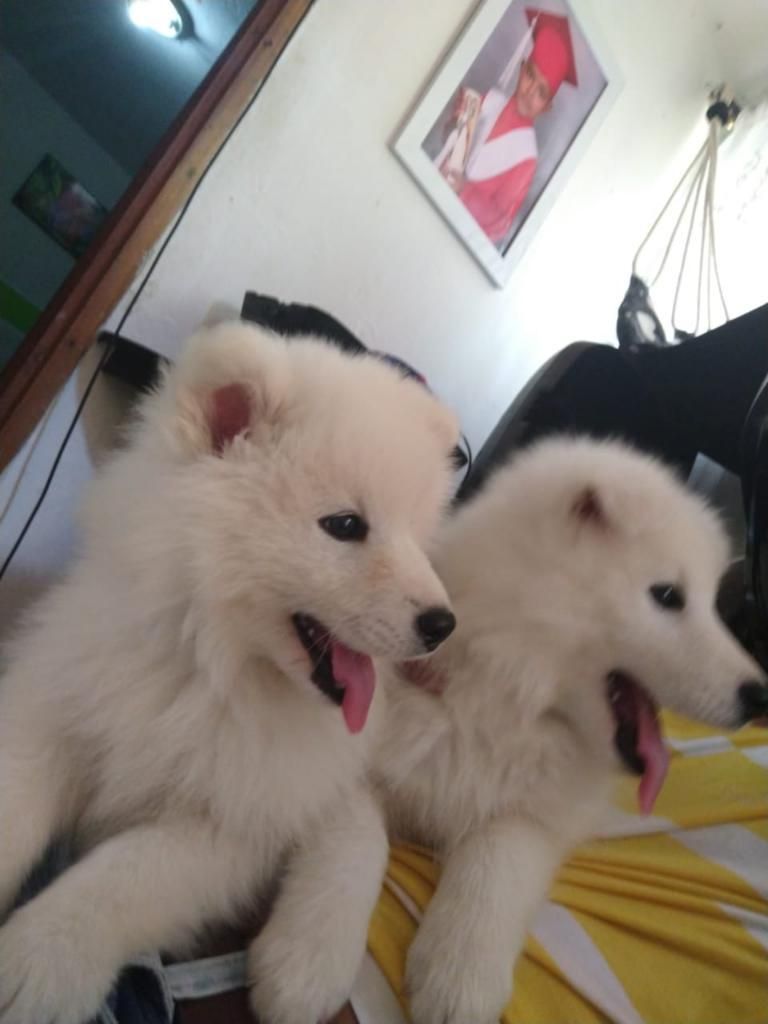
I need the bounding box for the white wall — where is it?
[705,0,768,105]
[1,0,765,615]
[109,0,729,451]
[0,52,130,361]
[0,348,136,637]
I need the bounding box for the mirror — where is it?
[1,0,259,372]
[0,0,308,471]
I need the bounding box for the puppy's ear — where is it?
[570,485,611,530]
[169,323,292,455]
[207,383,254,453]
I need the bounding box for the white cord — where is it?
[670,153,707,334]
[632,139,707,278]
[649,147,708,288]
[706,118,730,322]
[693,156,710,335]
[634,108,730,337]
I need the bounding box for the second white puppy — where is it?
[255,438,768,1024]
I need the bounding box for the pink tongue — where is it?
[634,689,671,815]
[330,642,376,734]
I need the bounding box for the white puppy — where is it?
[0,322,459,1024]
[259,438,768,1024]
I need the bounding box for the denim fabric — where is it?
[104,957,173,1024]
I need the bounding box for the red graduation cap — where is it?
[525,8,578,95]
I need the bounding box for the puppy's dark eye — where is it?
[649,583,685,611]
[319,513,369,542]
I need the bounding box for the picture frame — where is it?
[393,0,621,287]
[13,154,108,260]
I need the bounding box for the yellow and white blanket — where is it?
[367,715,768,1023]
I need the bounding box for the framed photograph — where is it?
[13,154,108,259]
[393,0,620,286]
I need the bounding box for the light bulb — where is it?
[127,0,184,39]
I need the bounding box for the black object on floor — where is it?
[99,332,167,393]
[461,302,768,501]
[623,303,768,477]
[737,368,768,670]
[98,298,469,474]
[241,293,366,355]
[458,342,693,502]
[242,292,469,473]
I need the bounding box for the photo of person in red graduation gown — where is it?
[439,9,578,248]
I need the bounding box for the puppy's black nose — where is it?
[416,607,456,651]
[738,680,768,723]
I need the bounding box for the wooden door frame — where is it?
[0,0,313,472]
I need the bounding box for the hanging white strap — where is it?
[670,151,708,333]
[633,102,731,335]
[705,118,729,322]
[670,116,729,335]
[631,139,707,279]
[649,148,708,288]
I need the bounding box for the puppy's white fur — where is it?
[0,323,458,1024]
[264,438,765,1024]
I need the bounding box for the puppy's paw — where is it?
[248,925,359,1024]
[0,905,117,1024]
[405,925,513,1024]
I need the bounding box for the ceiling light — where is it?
[127,0,187,39]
